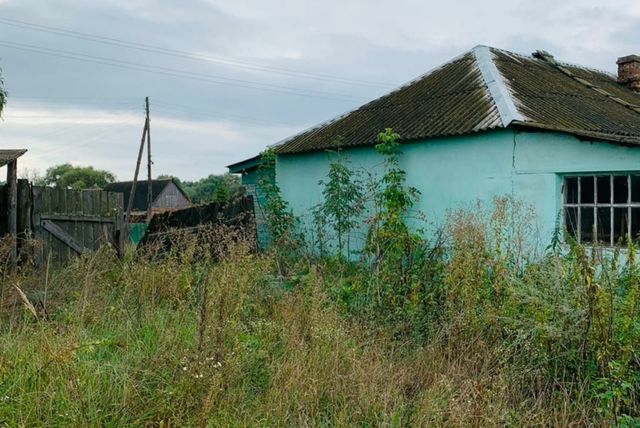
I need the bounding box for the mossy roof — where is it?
[274,46,640,155]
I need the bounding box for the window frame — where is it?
[563,174,640,247]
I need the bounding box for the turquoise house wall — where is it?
[275,129,640,253]
[239,166,274,249]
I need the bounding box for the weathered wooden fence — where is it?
[139,196,256,251]
[0,181,126,265]
[32,185,125,264]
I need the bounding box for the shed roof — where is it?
[227,155,263,174]
[103,178,188,211]
[0,149,27,168]
[274,46,640,155]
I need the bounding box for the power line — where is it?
[0,40,367,103]
[7,96,298,129]
[0,40,365,102]
[13,108,292,159]
[27,117,141,158]
[151,103,293,128]
[4,100,142,138]
[0,16,393,89]
[9,95,141,103]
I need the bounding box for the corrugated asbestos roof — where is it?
[274,46,640,155]
[0,149,27,168]
[495,49,640,143]
[227,155,263,173]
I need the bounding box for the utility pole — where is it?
[125,97,149,224]
[145,97,153,222]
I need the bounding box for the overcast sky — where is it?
[1,0,639,181]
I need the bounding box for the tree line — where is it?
[27,163,240,204]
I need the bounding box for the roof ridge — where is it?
[473,45,524,126]
[489,46,615,77]
[109,178,173,183]
[533,50,640,115]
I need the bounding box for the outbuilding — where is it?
[104,178,191,220]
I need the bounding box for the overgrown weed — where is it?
[3,130,640,426]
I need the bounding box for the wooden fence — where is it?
[1,180,126,265]
[139,196,256,251]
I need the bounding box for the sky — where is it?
[0,0,639,181]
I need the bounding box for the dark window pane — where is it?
[581,176,595,204]
[613,176,629,204]
[565,207,578,240]
[597,176,611,204]
[632,176,640,203]
[613,208,629,245]
[565,177,579,204]
[632,208,640,241]
[597,207,611,245]
[581,207,594,243]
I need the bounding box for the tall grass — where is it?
[1,203,639,426]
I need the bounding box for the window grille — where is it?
[564,175,640,246]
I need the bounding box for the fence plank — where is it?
[1,185,126,265]
[42,219,86,254]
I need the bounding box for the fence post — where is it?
[7,159,17,267]
[16,180,32,262]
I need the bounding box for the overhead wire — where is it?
[151,102,295,128]
[0,16,393,89]
[7,97,295,129]
[0,40,368,103]
[4,100,143,139]
[28,116,142,158]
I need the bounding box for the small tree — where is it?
[259,148,294,244]
[366,128,423,306]
[314,148,365,257]
[368,129,420,253]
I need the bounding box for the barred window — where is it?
[564,175,640,246]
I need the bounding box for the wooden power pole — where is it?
[125,97,150,224]
[146,97,153,222]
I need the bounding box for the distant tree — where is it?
[180,174,241,204]
[43,163,116,190]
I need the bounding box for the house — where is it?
[104,178,191,219]
[229,46,640,250]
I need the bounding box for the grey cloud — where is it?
[0,0,638,180]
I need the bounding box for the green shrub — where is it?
[5,146,640,425]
